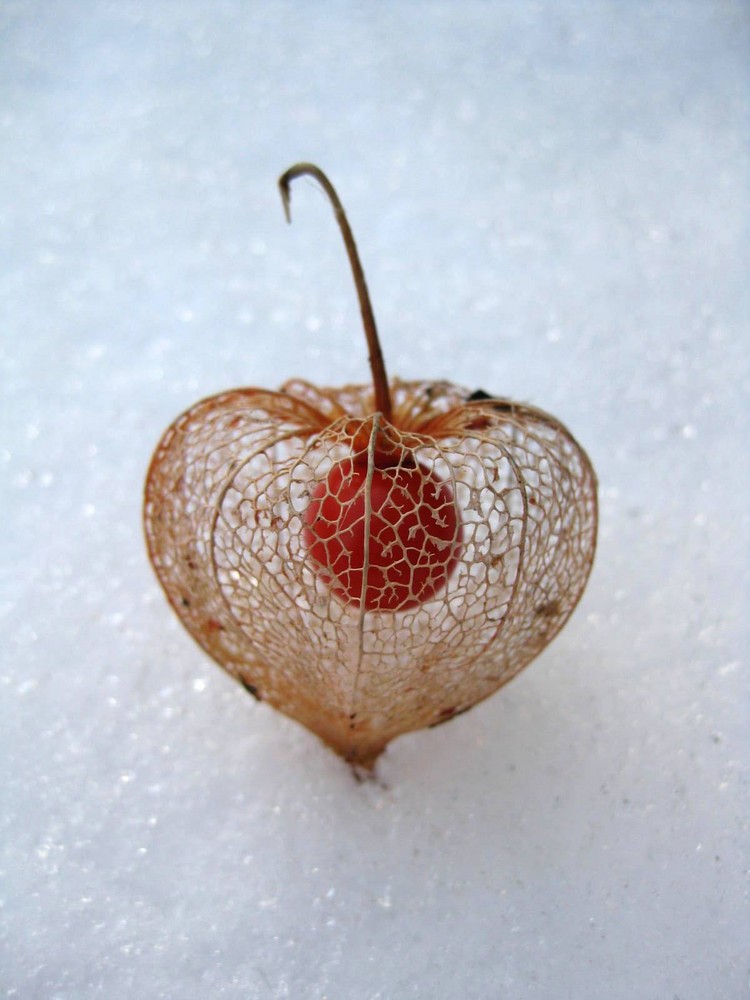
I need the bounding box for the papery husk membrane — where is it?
[144,379,597,767]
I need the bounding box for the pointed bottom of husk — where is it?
[341,742,387,776]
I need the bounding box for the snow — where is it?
[2,2,748,997]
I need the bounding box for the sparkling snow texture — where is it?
[2,2,748,998]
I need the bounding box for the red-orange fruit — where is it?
[303,455,461,612]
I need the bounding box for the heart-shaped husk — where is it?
[144,377,597,769]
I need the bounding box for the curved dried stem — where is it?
[279,163,393,423]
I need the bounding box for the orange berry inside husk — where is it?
[302,455,462,612]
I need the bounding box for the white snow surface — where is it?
[2,2,748,998]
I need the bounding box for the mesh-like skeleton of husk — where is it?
[144,376,597,768]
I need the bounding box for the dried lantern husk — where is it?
[144,376,597,769]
